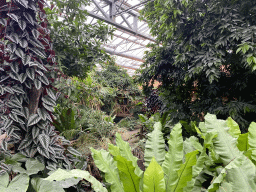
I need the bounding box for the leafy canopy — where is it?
[138,0,256,131]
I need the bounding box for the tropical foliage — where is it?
[45,0,114,78]
[0,0,83,168]
[138,0,256,132]
[0,152,100,192]
[90,114,256,191]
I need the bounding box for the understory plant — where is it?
[90,114,256,191]
[0,152,103,192]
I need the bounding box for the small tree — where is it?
[0,0,79,168]
[139,0,256,132]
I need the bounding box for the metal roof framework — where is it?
[84,0,155,76]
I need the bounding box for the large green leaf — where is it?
[162,123,183,191]
[0,173,30,192]
[115,133,143,177]
[0,172,9,189]
[143,157,165,192]
[204,114,256,191]
[171,150,198,192]
[115,155,140,192]
[31,177,65,192]
[108,143,121,156]
[248,122,256,150]
[44,168,107,192]
[208,155,244,192]
[184,133,216,192]
[226,117,241,138]
[90,148,124,192]
[237,133,249,151]
[144,122,166,167]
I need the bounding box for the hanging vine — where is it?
[0,0,81,169]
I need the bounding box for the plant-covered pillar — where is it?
[0,0,78,168]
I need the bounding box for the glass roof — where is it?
[85,0,154,76]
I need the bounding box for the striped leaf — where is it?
[4,86,14,94]
[38,134,50,150]
[32,126,40,139]
[12,33,20,44]
[0,18,7,26]
[9,113,19,122]
[18,19,27,30]
[15,48,25,59]
[24,80,32,89]
[67,146,82,157]
[18,73,27,83]
[23,12,34,25]
[28,114,41,127]
[46,88,56,100]
[7,43,17,53]
[8,100,22,108]
[42,102,54,112]
[1,139,8,151]
[9,72,19,81]
[35,69,44,76]
[26,68,35,80]
[32,29,40,39]
[42,96,56,106]
[28,1,37,11]
[7,13,19,23]
[30,47,46,58]
[10,62,19,73]
[37,108,47,121]
[12,86,25,94]
[16,0,29,8]
[19,39,28,48]
[18,135,33,150]
[9,54,18,61]
[22,107,30,119]
[29,38,45,49]
[38,74,49,85]
[12,109,25,117]
[22,55,31,65]
[37,145,50,158]
[34,79,42,90]
[37,63,47,71]
[3,119,13,129]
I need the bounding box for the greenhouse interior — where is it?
[1,0,256,191]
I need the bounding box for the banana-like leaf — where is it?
[115,133,143,177]
[171,150,198,192]
[204,114,256,191]
[144,122,166,167]
[44,168,107,192]
[143,157,165,192]
[162,123,183,191]
[226,117,241,138]
[115,155,140,192]
[90,148,124,192]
